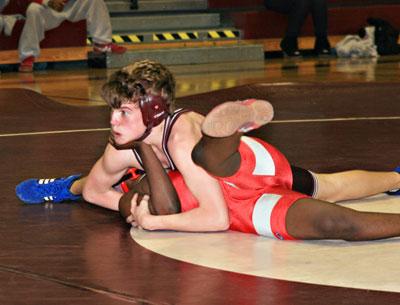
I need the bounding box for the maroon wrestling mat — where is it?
[0,83,399,305]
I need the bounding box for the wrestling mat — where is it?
[132,193,400,293]
[1,82,400,304]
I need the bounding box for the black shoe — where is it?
[280,37,301,57]
[314,37,331,56]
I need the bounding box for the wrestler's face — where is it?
[110,102,147,145]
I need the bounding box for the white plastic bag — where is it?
[335,26,378,58]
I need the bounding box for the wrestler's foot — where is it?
[201,99,274,137]
[386,166,400,196]
[16,174,82,204]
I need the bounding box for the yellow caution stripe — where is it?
[207,30,239,39]
[153,30,239,41]
[87,30,239,44]
[87,35,144,45]
[153,32,199,41]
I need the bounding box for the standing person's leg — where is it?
[310,0,331,54]
[65,0,126,53]
[286,197,400,241]
[285,0,311,39]
[265,0,311,56]
[282,0,311,56]
[18,3,65,72]
[264,0,292,14]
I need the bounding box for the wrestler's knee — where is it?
[191,140,226,175]
[191,141,207,169]
[315,213,360,240]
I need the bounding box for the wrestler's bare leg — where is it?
[286,197,400,241]
[192,99,274,177]
[314,170,400,202]
[195,98,400,201]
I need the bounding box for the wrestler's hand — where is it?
[48,0,66,12]
[125,193,139,227]
[133,194,152,230]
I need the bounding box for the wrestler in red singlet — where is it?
[123,136,309,240]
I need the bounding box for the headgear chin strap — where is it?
[135,82,170,141]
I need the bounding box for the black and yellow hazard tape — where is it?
[153,30,240,41]
[207,30,240,39]
[112,34,144,43]
[153,32,199,41]
[87,30,240,45]
[87,34,144,45]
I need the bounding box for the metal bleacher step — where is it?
[106,0,208,13]
[110,13,220,32]
[137,0,208,12]
[106,1,131,12]
[88,43,264,68]
[91,1,265,70]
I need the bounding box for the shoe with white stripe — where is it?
[16,174,82,204]
[386,166,400,196]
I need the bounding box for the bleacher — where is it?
[0,0,86,64]
[0,1,86,50]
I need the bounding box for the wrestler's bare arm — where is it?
[83,143,141,211]
[136,114,230,232]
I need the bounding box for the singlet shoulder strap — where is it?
[132,148,144,169]
[162,108,190,170]
[132,108,190,171]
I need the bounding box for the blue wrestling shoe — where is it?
[386,166,400,196]
[16,174,82,204]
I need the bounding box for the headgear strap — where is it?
[134,82,169,141]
